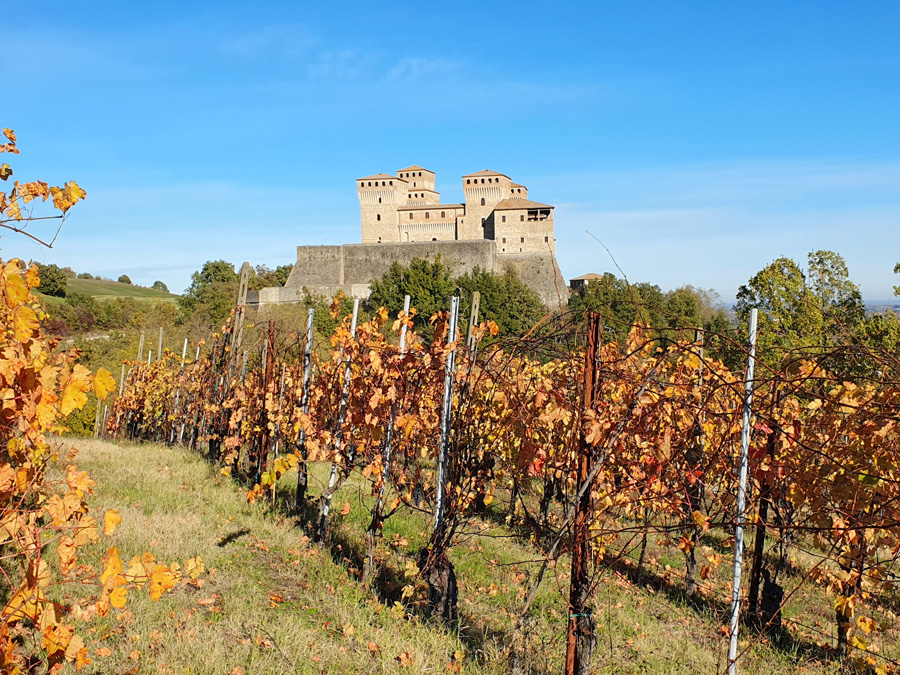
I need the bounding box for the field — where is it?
[41,277,179,302]
[55,436,870,675]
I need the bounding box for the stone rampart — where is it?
[261,239,567,310]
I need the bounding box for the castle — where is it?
[255,166,566,308]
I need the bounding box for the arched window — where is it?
[378,197,382,203]
[481,178,485,184]
[389,181,393,185]
[467,179,471,184]
[441,211,445,218]
[409,213,413,219]
[501,215,506,222]
[376,214,381,221]
[425,212,429,219]
[432,237,437,241]
[418,171,422,176]
[480,198,485,206]
[520,215,524,222]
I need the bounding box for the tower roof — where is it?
[357,173,407,182]
[397,165,433,173]
[463,169,510,179]
[492,198,553,210]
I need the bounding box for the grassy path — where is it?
[60,438,850,674]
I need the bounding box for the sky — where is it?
[4,1,899,302]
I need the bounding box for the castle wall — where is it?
[341,240,496,284]
[498,252,568,310]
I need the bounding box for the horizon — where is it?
[4,1,898,302]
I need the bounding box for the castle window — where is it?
[521,237,524,243]
[441,211,445,218]
[418,171,422,176]
[481,178,485,184]
[466,179,470,184]
[368,182,372,186]
[432,237,437,241]
[502,237,506,244]
[413,182,417,187]
[377,214,381,221]
[519,248,522,252]
[520,215,524,222]
[389,181,393,185]
[481,217,486,225]
[378,237,381,242]
[488,178,492,183]
[544,236,549,242]
[501,215,506,223]
[378,197,382,203]
[409,213,413,219]
[425,212,429,219]
[480,198,485,206]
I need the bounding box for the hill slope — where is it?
[54,438,854,675]
[45,278,180,302]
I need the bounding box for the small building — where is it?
[570,273,604,292]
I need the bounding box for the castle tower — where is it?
[460,170,512,240]
[357,173,408,243]
[397,166,440,206]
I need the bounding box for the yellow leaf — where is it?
[185,556,205,579]
[61,365,92,415]
[93,368,115,401]
[13,304,38,342]
[103,509,121,536]
[110,580,128,609]
[342,621,355,638]
[100,547,123,585]
[95,647,112,657]
[148,564,176,601]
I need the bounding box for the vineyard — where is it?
[89,276,900,674]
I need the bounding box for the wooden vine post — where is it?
[565,312,602,675]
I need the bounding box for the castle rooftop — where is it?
[396,203,464,211]
[492,198,553,210]
[397,165,433,173]
[357,172,406,182]
[462,169,510,178]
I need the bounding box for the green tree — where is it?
[456,267,545,337]
[178,260,239,326]
[894,262,899,297]
[117,274,132,285]
[735,256,824,367]
[151,280,168,293]
[368,258,456,333]
[806,250,864,338]
[249,263,294,290]
[76,272,93,279]
[35,263,67,297]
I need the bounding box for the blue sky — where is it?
[5,1,899,301]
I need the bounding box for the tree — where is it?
[368,258,456,332]
[151,280,169,292]
[117,274,132,285]
[77,272,94,279]
[894,262,899,297]
[806,250,864,338]
[35,262,67,297]
[456,267,545,337]
[249,263,294,290]
[178,260,240,326]
[735,256,823,365]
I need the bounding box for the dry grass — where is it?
[53,438,885,674]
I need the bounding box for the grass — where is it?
[40,278,179,303]
[54,438,894,674]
